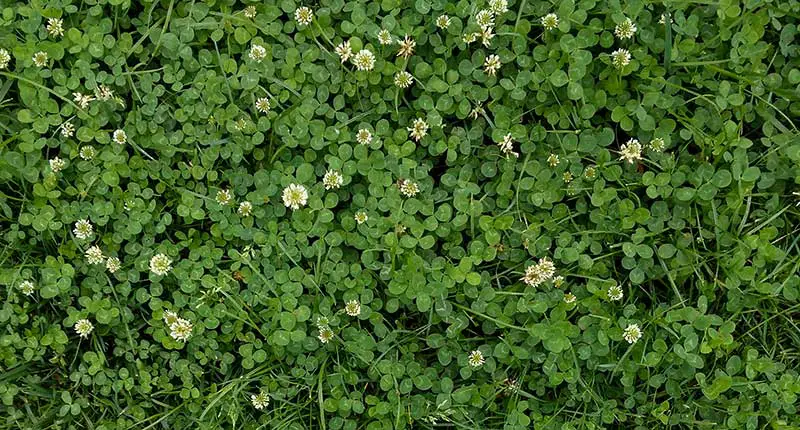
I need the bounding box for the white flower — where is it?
[243,6,257,19]
[251,392,270,410]
[86,246,104,264]
[106,256,121,273]
[352,49,375,71]
[216,189,233,205]
[79,145,96,160]
[95,85,114,101]
[462,32,478,44]
[407,118,428,142]
[541,13,559,30]
[608,284,624,301]
[354,211,368,224]
[73,92,95,109]
[163,310,180,326]
[60,121,75,136]
[112,129,127,144]
[19,280,35,296]
[323,170,344,190]
[467,350,485,367]
[255,97,271,114]
[436,15,451,30]
[249,44,267,62]
[479,26,495,47]
[46,18,64,37]
[563,172,574,183]
[32,51,48,67]
[470,103,485,119]
[169,318,193,342]
[73,219,93,240]
[238,201,253,216]
[611,48,631,69]
[0,49,10,69]
[397,35,415,58]
[318,325,334,343]
[619,138,643,164]
[476,10,494,29]
[483,54,501,76]
[659,13,673,25]
[282,183,308,210]
[489,0,509,14]
[521,257,556,287]
[49,157,66,172]
[295,7,314,26]
[497,133,518,158]
[335,40,352,63]
[649,137,665,152]
[564,292,577,303]
[394,71,414,88]
[377,29,393,45]
[315,316,330,328]
[547,153,560,167]
[614,18,637,39]
[149,253,173,276]
[344,300,361,316]
[399,180,420,197]
[356,128,373,145]
[584,165,597,179]
[553,276,565,288]
[74,319,94,338]
[623,323,642,344]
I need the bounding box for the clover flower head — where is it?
[149,253,172,276]
[564,292,577,303]
[50,157,66,172]
[106,256,121,273]
[79,143,98,159]
[255,97,271,114]
[251,392,269,410]
[611,48,631,69]
[407,118,429,142]
[399,179,420,197]
[619,138,643,164]
[112,129,127,144]
[483,54,501,76]
[476,10,494,29]
[467,350,485,367]
[608,284,624,301]
[584,165,597,179]
[479,26,495,47]
[354,211,368,224]
[318,325,334,343]
[553,275,565,288]
[344,300,361,316]
[547,153,560,167]
[563,171,574,183]
[74,319,94,338]
[282,183,308,210]
[295,7,314,26]
[0,49,10,69]
[315,316,330,328]
[659,13,673,25]
[397,35,416,58]
[216,189,233,206]
[238,201,253,216]
[335,40,352,63]
[86,246,105,264]
[623,323,642,344]
[32,51,48,67]
[73,219,93,240]
[163,310,180,326]
[352,49,375,71]
[169,318,193,342]
[356,128,373,145]
[649,137,666,153]
[615,18,637,39]
[323,170,344,190]
[497,133,518,158]
[470,103,485,119]
[46,18,64,38]
[436,15,451,30]
[19,280,35,296]
[243,6,257,19]
[542,13,559,30]
[394,70,414,88]
[249,44,267,62]
[521,257,556,287]
[73,92,95,109]
[95,85,114,101]
[377,29,393,45]
[489,0,509,14]
[463,32,478,44]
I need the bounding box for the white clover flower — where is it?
[344,300,361,316]
[354,211,368,224]
[149,253,172,276]
[95,85,114,101]
[50,157,66,173]
[0,49,10,69]
[352,49,375,71]
[79,145,96,160]
[619,138,643,164]
[73,92,94,109]
[356,128,373,145]
[335,40,352,63]
[407,118,428,142]
[46,17,64,37]
[295,7,313,26]
[462,32,478,44]
[238,201,253,216]
[623,323,642,344]
[315,316,330,328]
[255,97,271,114]
[564,292,577,304]
[86,246,104,264]
[521,257,556,288]
[547,153,560,167]
[73,219,93,240]
[611,48,631,69]
[467,350,485,367]
[478,26,494,47]
[541,13,559,30]
[497,133,518,158]
[32,51,48,67]
[19,280,35,296]
[243,6,257,19]
[216,189,233,206]
[318,325,334,343]
[659,13,673,25]
[377,29,393,45]
[323,170,344,190]
[106,256,121,273]
[608,284,624,301]
[649,137,666,152]
[112,129,127,144]
[483,54,501,76]
[394,71,414,88]
[563,171,574,183]
[169,318,193,342]
[163,310,180,326]
[251,392,269,410]
[399,180,420,197]
[74,319,94,338]
[489,0,509,14]
[397,35,416,58]
[614,18,637,39]
[476,10,494,29]
[436,15,451,30]
[282,183,308,210]
[470,103,485,119]
[584,165,597,179]
[249,44,267,62]
[553,275,565,288]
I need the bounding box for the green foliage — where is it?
[1,0,799,429]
